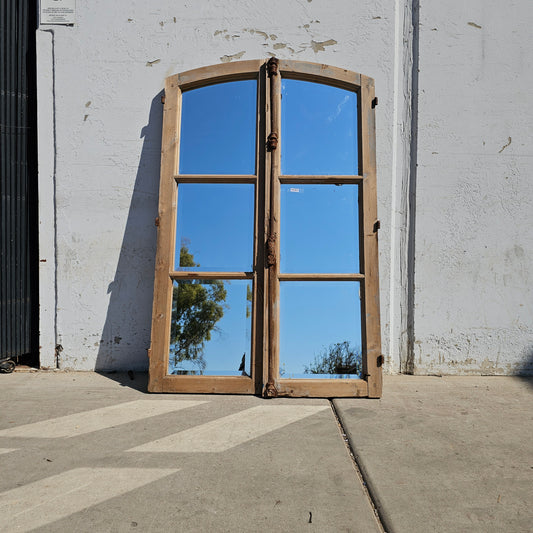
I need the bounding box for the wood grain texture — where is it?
[170,272,253,280]
[148,80,181,393]
[278,273,365,281]
[279,175,364,184]
[278,60,362,91]
[174,175,256,183]
[267,62,281,395]
[276,379,368,398]
[360,75,382,398]
[170,60,264,91]
[160,375,255,394]
[151,60,381,398]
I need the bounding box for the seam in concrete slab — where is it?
[330,400,393,533]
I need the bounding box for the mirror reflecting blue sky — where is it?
[179,80,257,174]
[168,279,252,376]
[281,184,360,273]
[171,76,363,380]
[280,281,362,379]
[281,79,358,175]
[175,183,254,272]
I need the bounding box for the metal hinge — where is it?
[267,56,279,76]
[266,233,277,267]
[267,132,278,151]
[264,380,278,398]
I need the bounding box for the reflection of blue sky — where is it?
[179,80,256,175]
[169,280,252,376]
[281,79,358,175]
[280,282,362,378]
[175,184,254,271]
[172,78,362,379]
[281,184,360,273]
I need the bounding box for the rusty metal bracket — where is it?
[155,216,160,227]
[266,233,277,267]
[267,56,279,76]
[267,132,278,151]
[161,93,166,105]
[264,380,278,398]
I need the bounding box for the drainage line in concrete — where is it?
[329,400,394,533]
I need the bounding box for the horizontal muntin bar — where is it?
[279,175,363,184]
[278,273,364,281]
[174,175,256,183]
[170,271,254,280]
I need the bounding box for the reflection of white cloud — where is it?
[327,94,350,123]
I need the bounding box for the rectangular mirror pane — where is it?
[179,80,257,175]
[168,279,252,376]
[175,183,254,272]
[281,79,358,175]
[280,281,362,379]
[280,184,360,273]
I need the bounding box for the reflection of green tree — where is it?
[304,341,361,377]
[170,245,227,373]
[246,284,252,318]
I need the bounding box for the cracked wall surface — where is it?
[36,0,533,374]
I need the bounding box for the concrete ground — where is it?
[0,373,531,532]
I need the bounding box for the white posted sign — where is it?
[40,0,76,25]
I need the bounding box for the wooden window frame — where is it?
[148,59,381,398]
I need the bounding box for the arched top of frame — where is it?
[165,59,373,93]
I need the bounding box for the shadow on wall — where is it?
[516,347,533,387]
[95,91,164,372]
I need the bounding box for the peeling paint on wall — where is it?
[220,51,246,63]
[35,0,533,375]
[310,39,337,52]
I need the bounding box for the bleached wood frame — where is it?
[148,59,382,398]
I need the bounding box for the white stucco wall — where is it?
[36,0,532,374]
[413,1,533,374]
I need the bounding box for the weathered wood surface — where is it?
[360,75,382,398]
[276,379,368,398]
[150,60,381,398]
[148,79,181,393]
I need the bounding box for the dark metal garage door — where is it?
[0,0,38,368]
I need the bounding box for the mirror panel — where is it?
[179,80,257,175]
[175,183,255,272]
[168,279,252,376]
[279,281,362,379]
[281,79,358,175]
[280,184,360,273]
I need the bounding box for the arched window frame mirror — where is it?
[148,59,381,398]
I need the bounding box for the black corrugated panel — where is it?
[0,0,38,362]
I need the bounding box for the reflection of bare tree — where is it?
[170,244,227,374]
[304,341,361,377]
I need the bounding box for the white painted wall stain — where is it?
[413,0,533,375]
[36,0,533,374]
